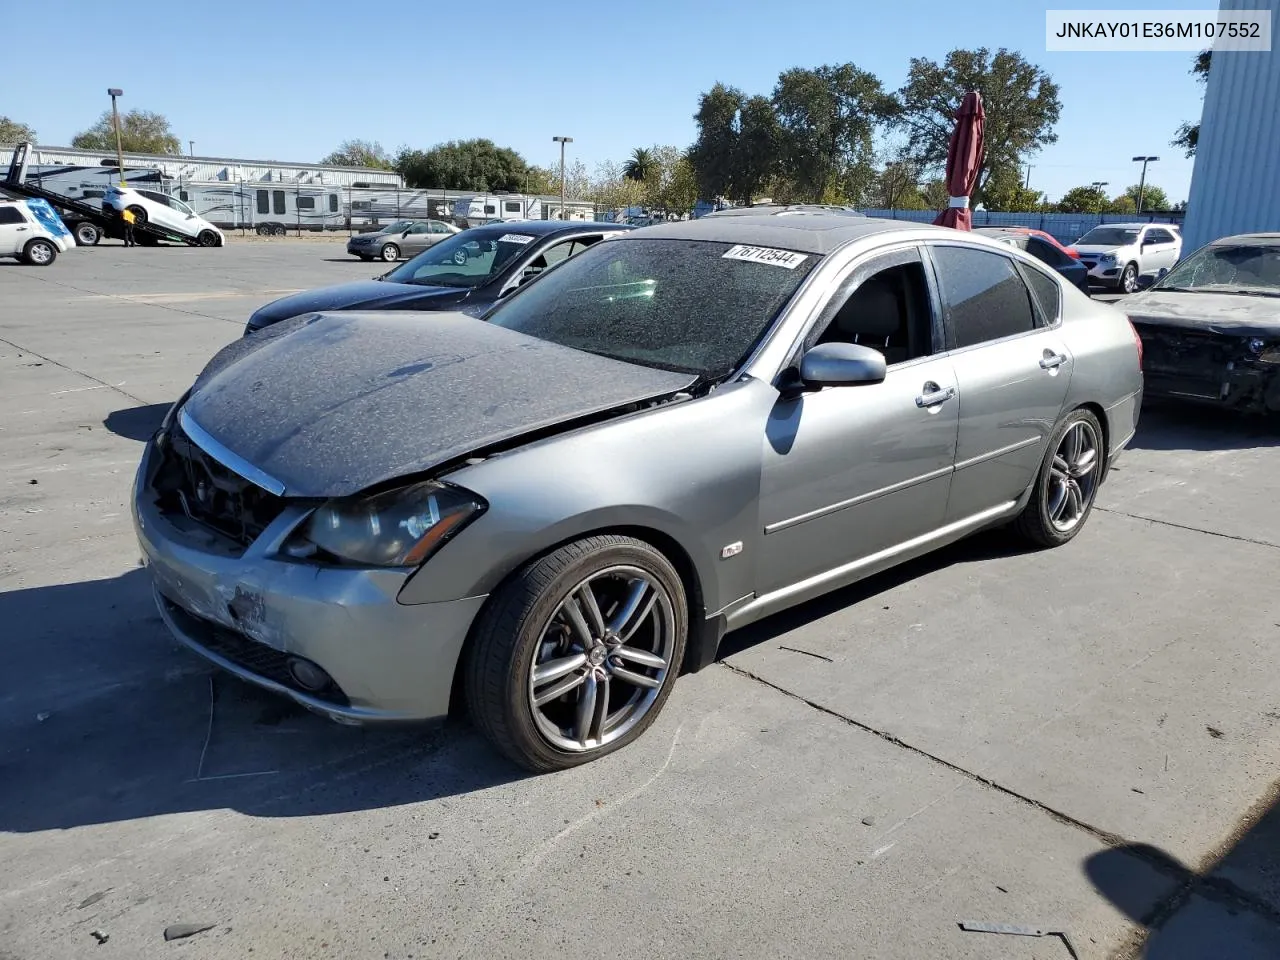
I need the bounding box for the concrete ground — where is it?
[2,239,1278,960]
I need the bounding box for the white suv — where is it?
[1074,222,1183,294]
[0,198,75,265]
[104,186,225,246]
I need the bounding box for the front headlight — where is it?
[1099,253,1117,264]
[285,480,485,567]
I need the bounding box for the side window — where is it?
[504,200,522,214]
[811,255,935,366]
[178,190,189,202]
[484,204,497,215]
[297,196,316,210]
[328,194,339,213]
[0,206,26,225]
[527,239,576,274]
[272,190,286,215]
[1019,263,1062,324]
[1147,228,1173,244]
[406,223,430,234]
[1027,237,1070,268]
[931,246,1038,349]
[82,190,104,199]
[430,221,451,234]
[256,190,269,215]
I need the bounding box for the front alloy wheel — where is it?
[1120,262,1139,294]
[466,535,687,771]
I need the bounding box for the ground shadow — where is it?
[1129,401,1280,453]
[718,525,1038,660]
[0,567,524,835]
[104,403,173,442]
[1085,785,1280,957]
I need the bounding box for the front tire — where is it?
[465,535,688,772]
[23,238,57,266]
[197,230,220,247]
[380,243,400,262]
[1013,408,1105,548]
[1119,262,1139,294]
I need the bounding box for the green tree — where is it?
[689,82,744,202]
[395,138,530,192]
[733,95,782,204]
[772,63,895,202]
[1172,50,1212,157]
[71,110,181,154]
[1121,182,1170,212]
[982,166,1044,211]
[1107,194,1138,214]
[0,116,37,145]
[920,179,950,210]
[320,139,393,169]
[587,159,645,213]
[524,165,560,195]
[872,160,922,209]
[1057,185,1109,213]
[894,48,1061,205]
[623,147,656,183]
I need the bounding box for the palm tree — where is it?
[623,147,655,183]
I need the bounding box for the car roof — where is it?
[631,214,947,255]
[705,203,867,219]
[464,219,630,237]
[1212,232,1280,246]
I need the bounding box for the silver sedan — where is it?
[133,214,1143,771]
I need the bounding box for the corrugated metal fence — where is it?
[854,209,1184,246]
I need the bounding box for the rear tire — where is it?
[256,224,272,236]
[1013,408,1105,548]
[380,243,400,262]
[464,535,688,772]
[75,222,101,246]
[23,238,57,266]
[126,205,147,226]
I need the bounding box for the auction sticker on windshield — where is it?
[722,245,808,269]
[499,234,535,245]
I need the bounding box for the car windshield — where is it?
[1078,227,1141,246]
[382,227,542,288]
[484,238,818,377]
[1154,243,1280,296]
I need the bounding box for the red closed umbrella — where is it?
[933,91,985,230]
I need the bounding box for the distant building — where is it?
[1180,0,1280,252]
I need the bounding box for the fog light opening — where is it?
[287,657,332,692]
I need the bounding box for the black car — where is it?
[974,227,1091,295]
[244,220,632,336]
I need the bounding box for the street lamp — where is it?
[107,88,125,184]
[188,140,195,158]
[552,135,573,219]
[1132,156,1159,213]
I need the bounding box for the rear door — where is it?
[0,204,27,255]
[1142,227,1180,274]
[926,243,1073,523]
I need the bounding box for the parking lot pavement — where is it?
[2,241,1278,959]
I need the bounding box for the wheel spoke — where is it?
[576,583,607,638]
[1065,425,1082,465]
[533,671,586,706]
[609,579,658,641]
[1052,454,1070,476]
[1071,447,1098,478]
[533,652,587,686]
[613,645,666,670]
[1066,482,1083,520]
[611,664,661,689]
[575,674,599,746]
[559,597,595,648]
[1048,481,1069,521]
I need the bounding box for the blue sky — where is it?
[6,0,1215,203]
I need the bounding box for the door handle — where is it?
[1040,351,1067,370]
[16,226,28,232]
[916,383,956,408]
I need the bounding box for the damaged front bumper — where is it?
[1133,325,1280,413]
[131,439,487,724]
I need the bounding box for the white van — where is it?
[0,198,75,265]
[103,185,225,246]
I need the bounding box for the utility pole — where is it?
[189,140,195,158]
[1132,156,1159,213]
[553,135,573,219]
[1024,164,1033,190]
[1091,180,1109,213]
[107,88,125,184]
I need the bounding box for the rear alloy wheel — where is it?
[75,222,101,246]
[23,238,57,266]
[452,248,468,266]
[1120,262,1139,294]
[465,535,687,772]
[380,243,400,262]
[272,224,288,237]
[1013,408,1105,548]
[256,224,272,236]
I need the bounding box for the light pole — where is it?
[553,135,573,219]
[1090,180,1109,211]
[107,88,125,184]
[189,140,195,158]
[1132,156,1159,213]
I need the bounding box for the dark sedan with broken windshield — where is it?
[133,214,1141,772]
[244,220,630,335]
[1125,233,1280,413]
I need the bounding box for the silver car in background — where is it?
[346,219,460,262]
[133,215,1143,771]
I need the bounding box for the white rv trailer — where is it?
[451,194,597,227]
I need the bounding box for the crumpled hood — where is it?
[182,311,697,498]
[1125,290,1280,338]
[247,279,468,330]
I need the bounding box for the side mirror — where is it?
[797,342,887,389]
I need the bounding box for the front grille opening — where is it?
[152,423,286,548]
[161,596,351,708]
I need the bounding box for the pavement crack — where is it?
[777,645,834,663]
[1095,506,1280,551]
[0,336,148,405]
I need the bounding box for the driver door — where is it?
[756,247,959,594]
[401,223,433,255]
